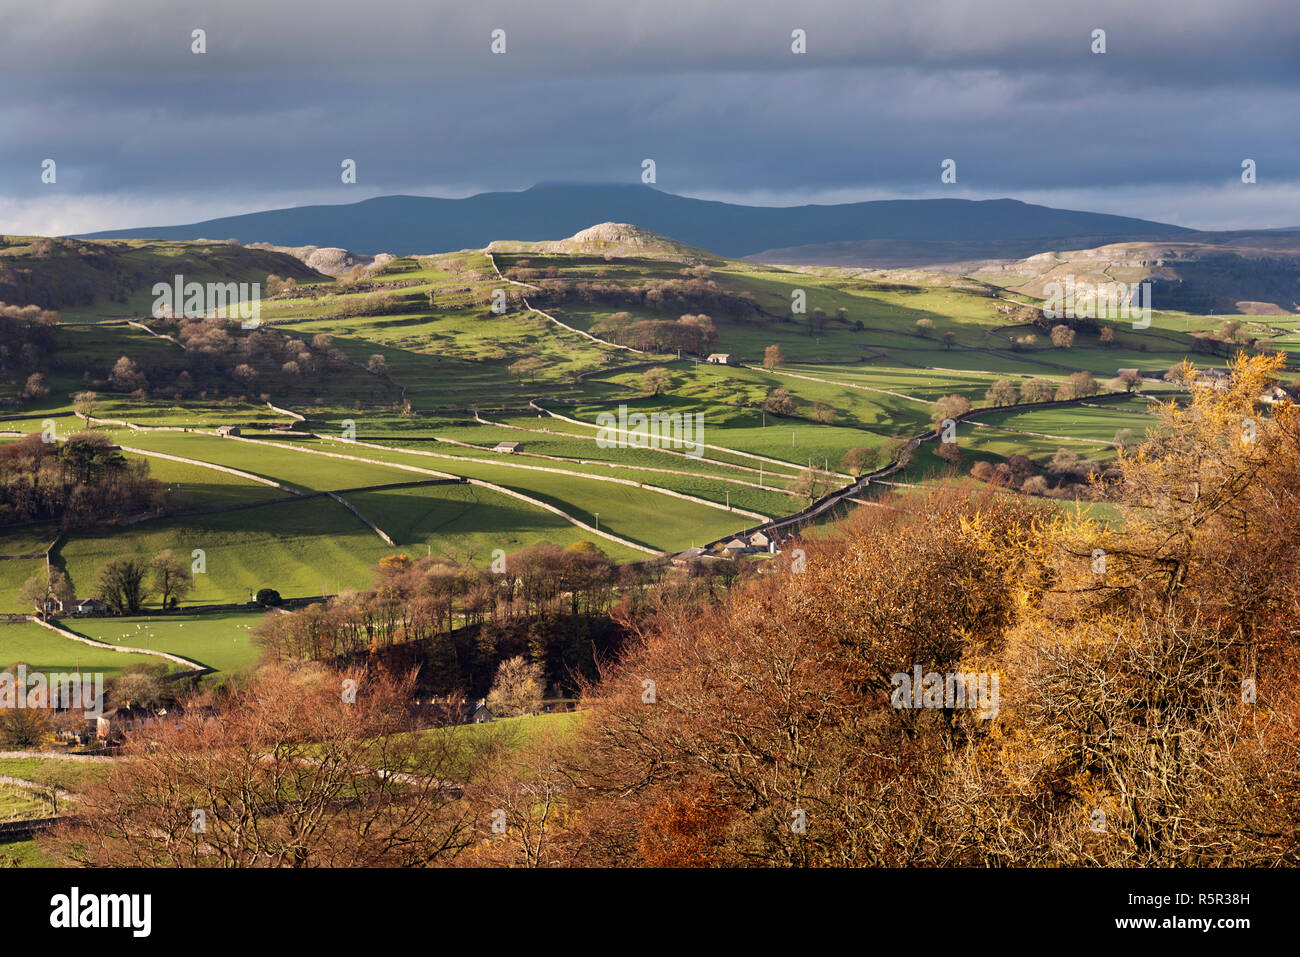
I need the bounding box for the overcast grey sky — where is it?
[2,0,1297,235]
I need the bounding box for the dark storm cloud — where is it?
[1,0,1297,233]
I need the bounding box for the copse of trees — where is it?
[95,556,152,615]
[254,541,622,698]
[0,302,60,405]
[969,447,1110,499]
[25,549,200,616]
[264,274,298,297]
[0,431,162,527]
[590,312,718,355]
[318,292,409,319]
[545,277,760,325]
[130,316,365,401]
[1030,310,1098,335]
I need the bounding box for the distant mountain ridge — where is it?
[78,183,1192,259]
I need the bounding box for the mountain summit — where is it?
[487,221,717,261]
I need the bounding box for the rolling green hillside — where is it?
[0,235,329,323]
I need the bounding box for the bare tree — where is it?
[486,656,544,717]
[42,665,481,867]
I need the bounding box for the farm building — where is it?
[96,704,214,742]
[672,546,729,569]
[748,531,772,550]
[417,696,499,725]
[96,706,169,741]
[215,425,242,437]
[723,537,752,554]
[72,597,106,615]
[706,353,733,365]
[494,441,522,453]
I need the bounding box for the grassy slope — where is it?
[65,610,270,675]
[0,235,328,324]
[0,621,175,679]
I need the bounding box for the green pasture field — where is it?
[342,482,647,564]
[973,396,1164,443]
[66,610,270,676]
[51,496,389,605]
[376,423,801,490]
[432,710,585,782]
[95,429,425,492]
[294,437,747,551]
[0,838,58,867]
[0,557,48,613]
[127,452,293,510]
[0,758,112,791]
[0,621,177,680]
[561,394,892,473]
